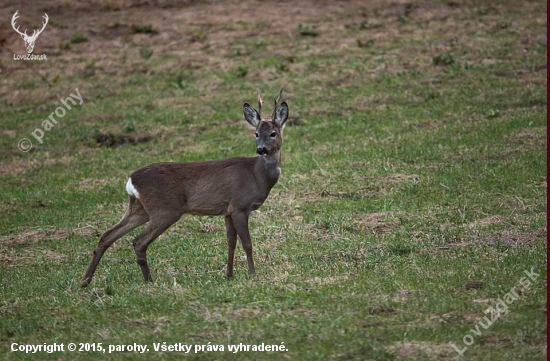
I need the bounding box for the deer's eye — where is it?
[255,132,259,138]
[270,132,277,138]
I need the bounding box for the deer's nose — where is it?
[257,146,268,155]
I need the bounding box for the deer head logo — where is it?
[11,11,49,54]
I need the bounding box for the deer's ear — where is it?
[243,103,260,128]
[274,102,289,127]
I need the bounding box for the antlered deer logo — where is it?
[11,11,49,54]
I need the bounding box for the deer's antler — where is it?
[30,13,49,40]
[275,86,285,105]
[272,86,285,117]
[11,11,28,37]
[256,88,263,115]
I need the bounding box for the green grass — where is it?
[0,0,546,360]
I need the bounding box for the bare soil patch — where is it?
[92,131,154,148]
[480,228,546,248]
[467,215,506,229]
[367,305,399,315]
[508,127,546,148]
[391,289,412,303]
[448,227,546,248]
[0,160,28,175]
[77,178,113,190]
[358,212,403,234]
[386,341,454,360]
[0,156,75,176]
[0,248,69,266]
[0,226,97,246]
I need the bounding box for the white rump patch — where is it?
[125,177,140,199]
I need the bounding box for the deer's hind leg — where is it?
[132,211,183,283]
[81,196,149,287]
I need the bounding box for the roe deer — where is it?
[81,89,289,287]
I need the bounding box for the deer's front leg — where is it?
[224,215,238,278]
[231,211,255,275]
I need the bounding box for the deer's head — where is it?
[12,11,49,54]
[243,88,289,157]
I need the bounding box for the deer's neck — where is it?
[254,151,281,190]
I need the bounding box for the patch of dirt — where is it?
[465,280,485,290]
[306,275,349,287]
[0,248,69,266]
[467,215,506,229]
[447,228,546,248]
[508,127,546,147]
[495,127,547,159]
[366,173,420,195]
[1,229,69,245]
[0,226,98,246]
[200,222,222,233]
[494,64,547,77]
[2,130,16,139]
[43,156,74,167]
[126,316,170,336]
[189,302,308,323]
[403,311,480,330]
[319,189,372,201]
[0,156,75,176]
[92,131,154,148]
[367,305,398,315]
[77,178,113,190]
[0,160,28,175]
[391,289,412,303]
[480,228,546,247]
[285,115,304,127]
[431,311,481,325]
[477,333,514,347]
[386,341,454,360]
[307,223,337,242]
[358,212,403,234]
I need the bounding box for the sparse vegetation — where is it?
[83,62,96,78]
[275,60,289,72]
[433,52,455,66]
[297,23,319,37]
[131,24,158,35]
[235,65,248,78]
[139,46,153,60]
[357,38,374,48]
[0,1,546,360]
[71,33,88,43]
[58,40,71,50]
[190,30,207,43]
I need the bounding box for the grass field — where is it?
[0,0,547,360]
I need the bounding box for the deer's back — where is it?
[129,157,269,216]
